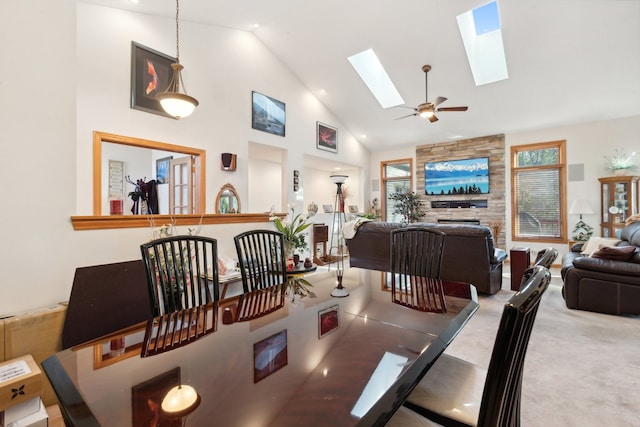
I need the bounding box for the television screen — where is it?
[424,157,489,195]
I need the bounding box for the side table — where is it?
[510,247,530,291]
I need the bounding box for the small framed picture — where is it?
[155,156,172,184]
[348,205,359,213]
[323,204,333,213]
[254,330,288,383]
[252,91,286,137]
[316,122,338,153]
[130,42,176,118]
[318,305,340,338]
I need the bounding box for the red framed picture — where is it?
[318,305,340,338]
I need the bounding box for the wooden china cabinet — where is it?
[599,175,640,238]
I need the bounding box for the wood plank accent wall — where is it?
[416,134,506,248]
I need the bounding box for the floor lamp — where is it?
[329,174,349,297]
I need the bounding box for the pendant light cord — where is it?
[175,0,180,63]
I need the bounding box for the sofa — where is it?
[345,221,508,294]
[561,222,640,315]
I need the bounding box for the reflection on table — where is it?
[43,269,478,427]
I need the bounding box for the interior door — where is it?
[169,156,195,214]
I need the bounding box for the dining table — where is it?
[42,268,478,427]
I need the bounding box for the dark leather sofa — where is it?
[345,221,508,294]
[561,222,640,315]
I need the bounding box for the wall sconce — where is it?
[221,153,237,171]
[293,170,300,191]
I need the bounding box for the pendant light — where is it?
[157,0,199,119]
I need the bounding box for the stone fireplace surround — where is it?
[416,134,506,248]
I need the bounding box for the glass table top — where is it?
[43,269,478,427]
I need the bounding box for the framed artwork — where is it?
[156,156,173,184]
[348,205,359,213]
[131,41,176,118]
[131,367,181,427]
[253,330,288,383]
[316,122,338,153]
[323,204,333,213]
[252,91,286,136]
[318,305,340,339]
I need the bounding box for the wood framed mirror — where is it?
[93,131,206,216]
[216,183,240,214]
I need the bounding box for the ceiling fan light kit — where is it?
[396,64,468,123]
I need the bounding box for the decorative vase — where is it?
[613,169,628,176]
[304,257,312,268]
[293,254,300,266]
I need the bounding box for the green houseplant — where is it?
[390,191,423,224]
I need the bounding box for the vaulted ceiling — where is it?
[81,0,640,152]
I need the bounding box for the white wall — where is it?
[0,2,369,315]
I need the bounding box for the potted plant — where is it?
[389,191,423,224]
[271,206,312,258]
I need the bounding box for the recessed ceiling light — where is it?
[319,89,327,95]
[348,49,404,109]
[129,0,140,4]
[252,23,260,29]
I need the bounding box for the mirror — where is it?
[216,183,240,214]
[93,131,205,216]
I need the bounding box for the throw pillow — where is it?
[580,237,621,256]
[591,245,636,262]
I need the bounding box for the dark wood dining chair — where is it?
[141,302,217,357]
[234,230,287,293]
[533,247,558,269]
[390,227,447,313]
[385,265,551,427]
[140,235,220,317]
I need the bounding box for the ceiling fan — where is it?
[396,65,468,123]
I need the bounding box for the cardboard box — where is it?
[1,397,42,426]
[0,356,42,412]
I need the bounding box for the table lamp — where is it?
[569,199,594,241]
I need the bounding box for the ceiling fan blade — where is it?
[428,114,439,123]
[437,106,468,112]
[394,105,418,110]
[434,96,447,107]
[395,112,418,120]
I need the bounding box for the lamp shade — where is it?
[569,199,594,215]
[161,384,201,418]
[330,174,348,184]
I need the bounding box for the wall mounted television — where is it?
[424,157,489,195]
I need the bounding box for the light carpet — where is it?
[443,267,640,426]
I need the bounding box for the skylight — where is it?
[348,49,404,109]
[457,1,508,86]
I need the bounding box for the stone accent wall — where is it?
[416,134,506,248]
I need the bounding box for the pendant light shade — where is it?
[157,0,198,119]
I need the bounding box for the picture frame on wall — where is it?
[131,41,176,118]
[252,91,286,136]
[316,122,338,153]
[156,156,173,184]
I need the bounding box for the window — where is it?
[511,141,566,242]
[381,159,413,222]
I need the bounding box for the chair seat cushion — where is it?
[404,353,486,426]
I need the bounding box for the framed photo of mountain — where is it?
[252,91,286,136]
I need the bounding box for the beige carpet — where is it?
[443,267,640,426]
